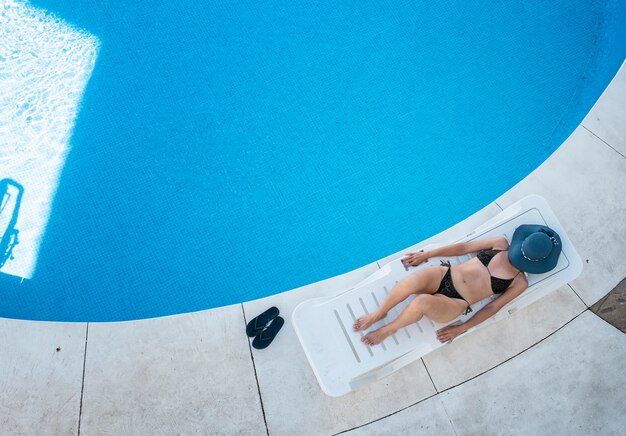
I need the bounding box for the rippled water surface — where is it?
[1,0,625,320]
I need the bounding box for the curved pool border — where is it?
[1,61,625,435]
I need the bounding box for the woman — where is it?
[353,224,562,345]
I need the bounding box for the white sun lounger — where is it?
[292,195,583,397]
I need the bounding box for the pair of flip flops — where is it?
[246,306,284,349]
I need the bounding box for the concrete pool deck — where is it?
[2,61,625,435]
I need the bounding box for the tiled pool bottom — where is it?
[1,62,625,433]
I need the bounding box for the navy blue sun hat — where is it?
[508,225,562,274]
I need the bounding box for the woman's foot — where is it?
[353,312,384,332]
[361,326,395,346]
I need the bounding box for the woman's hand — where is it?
[436,324,466,344]
[401,250,430,267]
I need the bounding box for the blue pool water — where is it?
[3,0,625,321]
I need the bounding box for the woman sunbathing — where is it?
[353,225,562,345]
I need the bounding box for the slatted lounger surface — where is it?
[292,195,583,397]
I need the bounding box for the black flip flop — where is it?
[246,306,279,337]
[252,316,285,350]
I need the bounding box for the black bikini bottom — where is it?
[435,261,473,315]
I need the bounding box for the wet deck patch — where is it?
[591,277,626,333]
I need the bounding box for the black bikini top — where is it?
[476,249,521,294]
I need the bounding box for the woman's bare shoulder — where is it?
[464,236,509,253]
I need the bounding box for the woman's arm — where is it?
[403,236,509,266]
[436,274,529,343]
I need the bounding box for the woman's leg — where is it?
[353,266,444,332]
[361,294,467,345]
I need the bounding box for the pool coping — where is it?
[1,60,624,435]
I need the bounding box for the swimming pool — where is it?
[1,0,625,321]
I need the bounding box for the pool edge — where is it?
[1,59,624,434]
